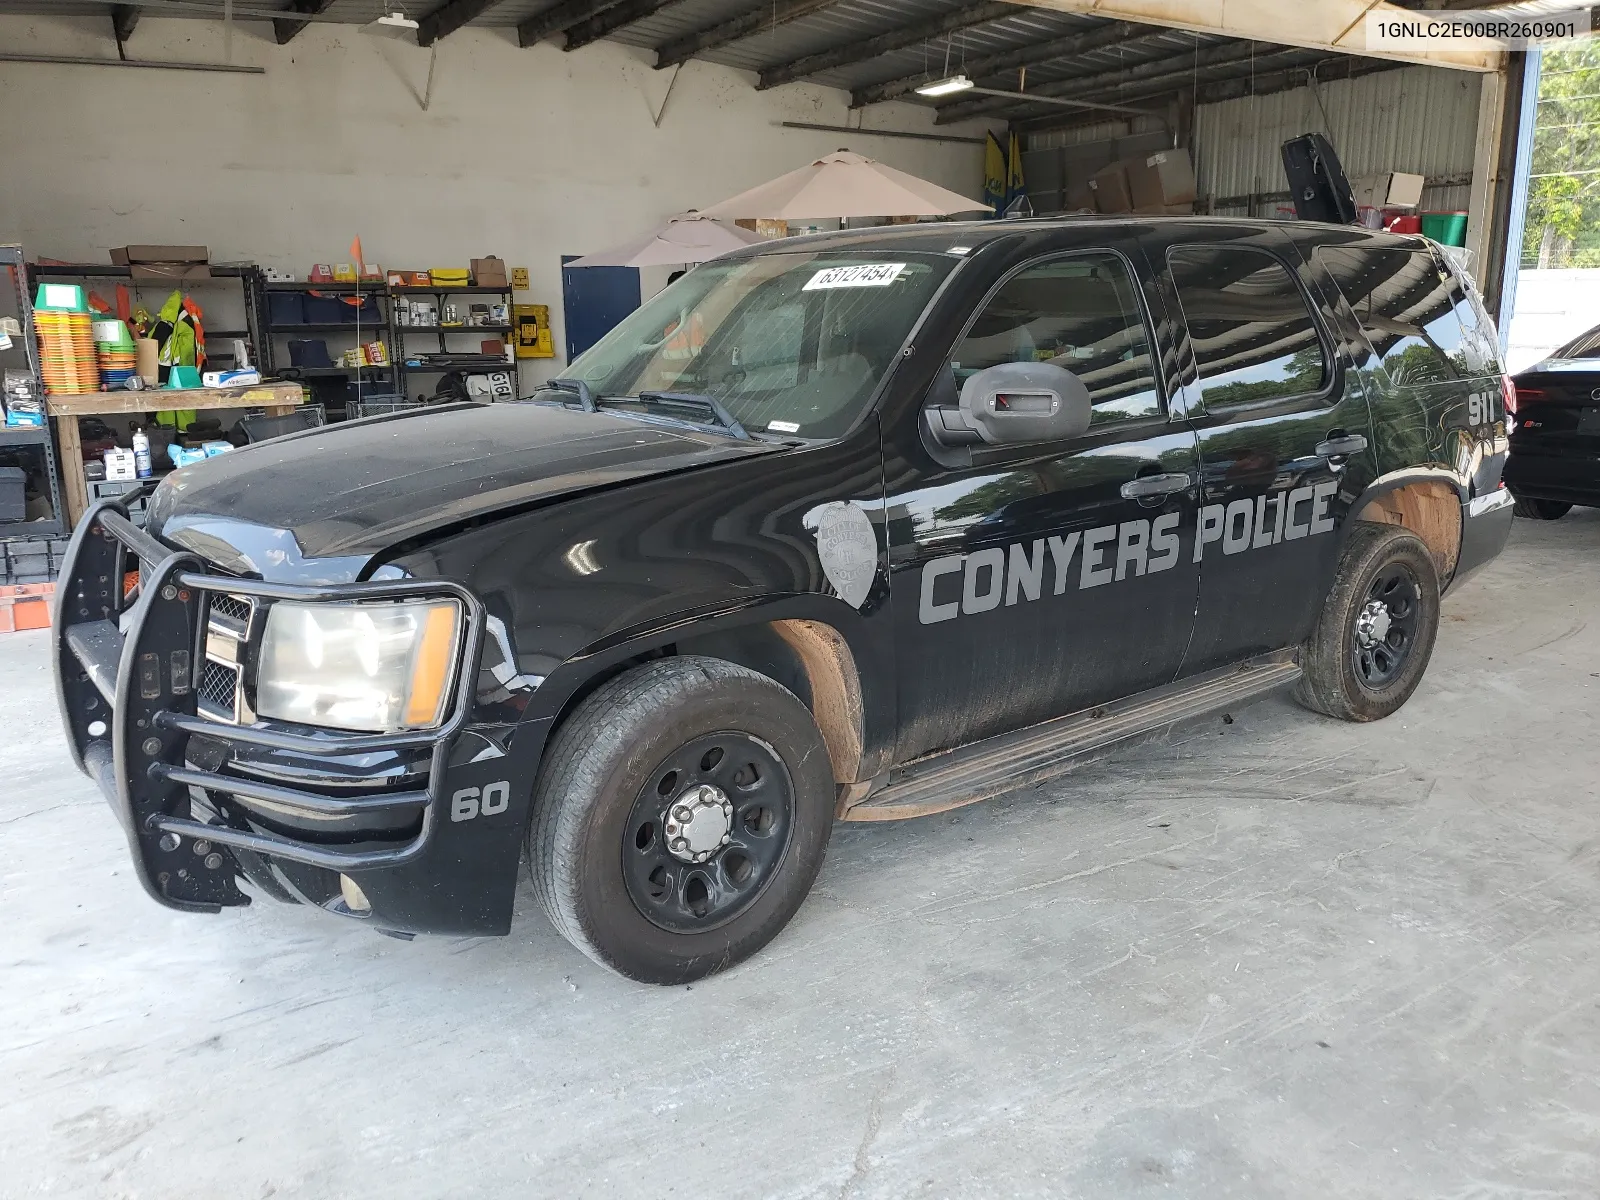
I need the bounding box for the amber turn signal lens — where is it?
[403,602,461,728]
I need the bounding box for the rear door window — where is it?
[1167,246,1330,408]
[1314,246,1478,385]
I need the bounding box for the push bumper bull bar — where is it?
[53,497,486,913]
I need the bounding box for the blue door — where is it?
[561,257,642,362]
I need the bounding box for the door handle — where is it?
[1315,433,1368,459]
[1120,472,1194,501]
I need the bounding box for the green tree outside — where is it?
[1523,41,1600,268]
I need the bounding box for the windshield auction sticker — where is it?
[803,263,907,291]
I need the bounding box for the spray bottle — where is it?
[132,426,152,479]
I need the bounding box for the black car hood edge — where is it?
[146,402,782,580]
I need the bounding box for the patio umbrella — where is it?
[564,214,764,268]
[696,150,989,220]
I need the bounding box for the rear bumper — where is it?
[1451,488,1514,589]
[1504,444,1600,506]
[53,498,539,936]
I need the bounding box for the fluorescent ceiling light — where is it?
[363,12,420,40]
[915,74,974,98]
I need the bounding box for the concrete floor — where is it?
[3,513,1599,1200]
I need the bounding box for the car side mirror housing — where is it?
[958,361,1093,445]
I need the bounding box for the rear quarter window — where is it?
[1314,245,1496,384]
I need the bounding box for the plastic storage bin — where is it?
[0,466,26,523]
[287,339,335,368]
[268,292,306,325]
[1420,212,1468,246]
[302,293,349,323]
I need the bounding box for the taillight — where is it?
[1501,376,1519,415]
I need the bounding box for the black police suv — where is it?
[55,218,1513,982]
[1505,320,1600,519]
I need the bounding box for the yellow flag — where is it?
[983,133,1006,214]
[1007,132,1025,207]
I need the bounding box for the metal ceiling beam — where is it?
[654,0,841,68]
[417,0,506,46]
[756,1,1018,91]
[933,38,1297,124]
[1014,52,1402,132]
[273,0,334,44]
[964,85,1158,116]
[562,0,679,51]
[851,20,1156,108]
[999,0,1500,71]
[517,0,622,47]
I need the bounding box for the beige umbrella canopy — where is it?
[697,150,990,220]
[565,214,764,268]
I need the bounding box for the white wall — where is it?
[0,15,989,385]
[1505,268,1600,372]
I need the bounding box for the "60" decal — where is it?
[451,781,511,822]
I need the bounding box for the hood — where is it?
[146,402,781,580]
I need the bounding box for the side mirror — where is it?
[958,361,1093,445]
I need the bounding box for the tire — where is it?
[1294,523,1441,723]
[1512,496,1571,520]
[529,656,836,984]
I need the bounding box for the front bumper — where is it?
[53,497,539,936]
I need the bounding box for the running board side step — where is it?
[841,650,1301,822]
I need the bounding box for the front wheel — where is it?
[1512,496,1571,520]
[1294,523,1441,723]
[529,656,836,983]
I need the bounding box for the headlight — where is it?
[255,600,462,733]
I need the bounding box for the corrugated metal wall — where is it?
[1195,66,1481,216]
[1025,65,1480,218]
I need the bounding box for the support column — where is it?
[1466,67,1510,285]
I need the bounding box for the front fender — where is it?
[522,591,895,783]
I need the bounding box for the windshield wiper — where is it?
[635,391,749,440]
[535,377,597,412]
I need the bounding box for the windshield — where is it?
[1552,322,1600,360]
[561,250,957,439]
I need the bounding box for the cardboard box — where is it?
[1351,171,1426,210]
[109,245,210,282]
[1089,161,1134,214]
[471,257,509,288]
[1128,149,1197,210]
[1064,180,1096,213]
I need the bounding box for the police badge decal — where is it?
[805,501,878,608]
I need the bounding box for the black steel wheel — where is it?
[622,732,794,934]
[1350,563,1421,689]
[529,656,835,984]
[1295,523,1441,723]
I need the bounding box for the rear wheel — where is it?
[529,656,835,983]
[1512,496,1571,520]
[1294,523,1441,723]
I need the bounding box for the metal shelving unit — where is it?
[27,262,272,375]
[394,285,516,391]
[262,279,397,412]
[1,246,66,542]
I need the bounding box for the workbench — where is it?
[47,380,304,529]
